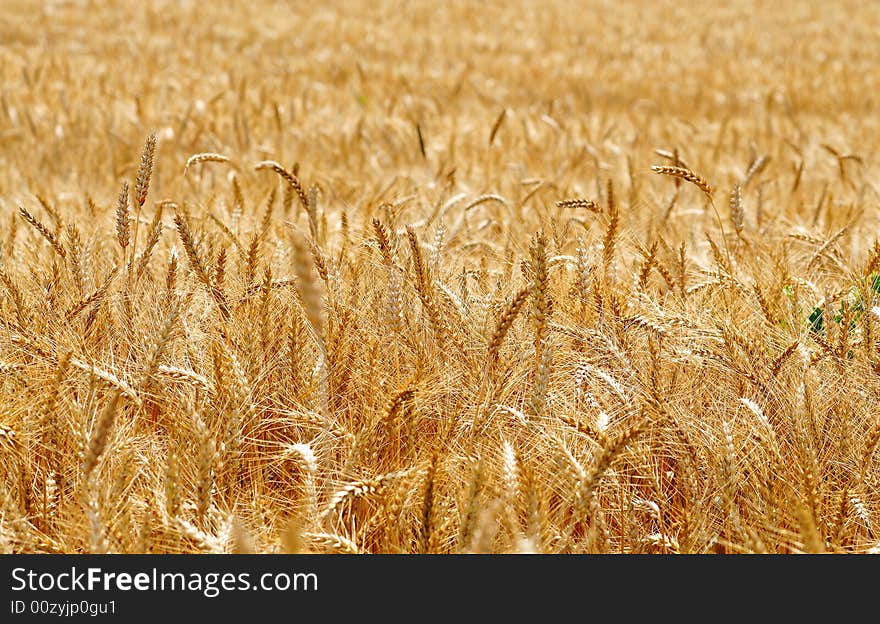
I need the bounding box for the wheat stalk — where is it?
[184,152,232,175]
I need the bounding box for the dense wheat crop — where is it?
[2,0,880,553]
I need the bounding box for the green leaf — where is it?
[808,307,823,333]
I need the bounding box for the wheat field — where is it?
[2,0,880,554]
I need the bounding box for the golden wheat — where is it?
[0,0,878,555]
